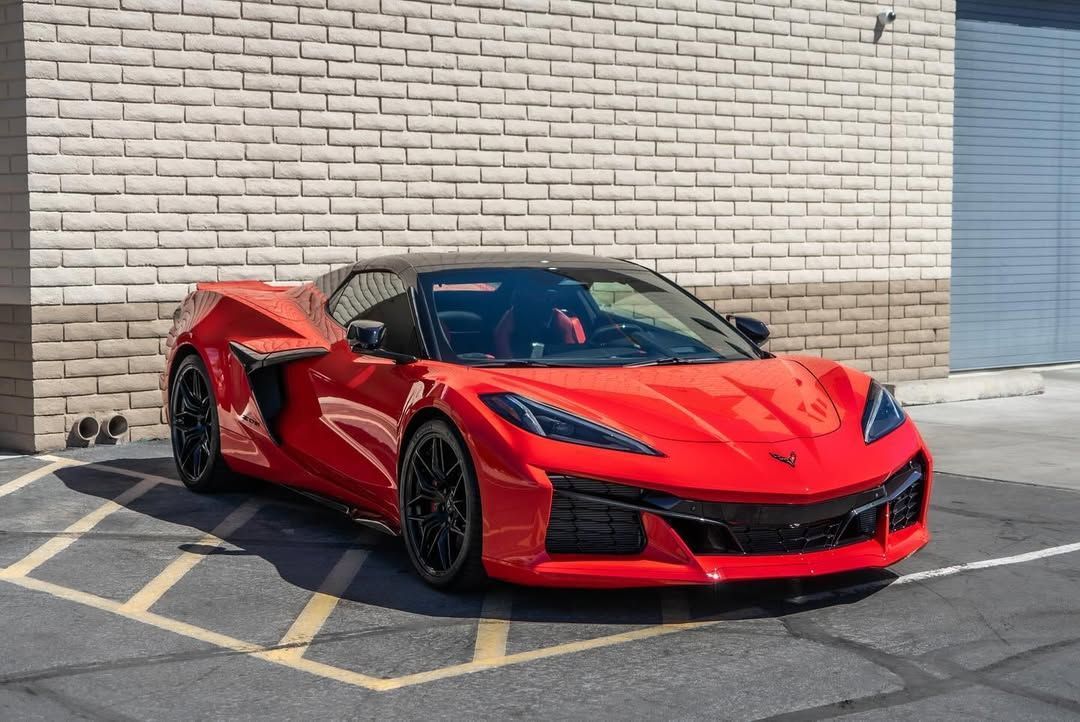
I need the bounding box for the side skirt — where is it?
[283,485,399,537]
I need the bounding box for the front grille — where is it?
[889,477,923,532]
[728,517,844,554]
[726,505,880,555]
[545,476,645,555]
[545,456,924,557]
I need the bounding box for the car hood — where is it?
[477,357,841,444]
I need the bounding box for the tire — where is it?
[169,353,238,493]
[399,420,486,590]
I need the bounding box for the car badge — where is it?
[770,451,797,468]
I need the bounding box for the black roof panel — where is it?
[314,251,641,296]
[355,251,637,273]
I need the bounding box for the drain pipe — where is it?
[68,416,100,448]
[99,414,128,444]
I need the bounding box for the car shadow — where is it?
[53,456,899,626]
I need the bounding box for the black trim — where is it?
[282,485,399,536]
[547,457,925,556]
[317,251,640,278]
[323,269,433,360]
[888,469,924,533]
[229,342,328,444]
[229,342,328,372]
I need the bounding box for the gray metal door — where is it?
[952,0,1080,370]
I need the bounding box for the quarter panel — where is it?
[162,283,346,493]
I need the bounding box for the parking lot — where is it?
[2,371,1079,720]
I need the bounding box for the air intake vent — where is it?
[545,476,645,555]
[889,478,923,532]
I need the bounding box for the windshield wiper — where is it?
[626,355,728,367]
[468,359,561,368]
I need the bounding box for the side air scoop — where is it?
[229,342,328,444]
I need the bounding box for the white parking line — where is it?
[790,540,1080,605]
[894,541,1080,584]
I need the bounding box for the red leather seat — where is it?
[494,307,585,358]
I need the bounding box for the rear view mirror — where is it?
[728,315,770,346]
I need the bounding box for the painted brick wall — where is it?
[0,0,32,451]
[10,0,954,451]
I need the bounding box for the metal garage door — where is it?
[952,0,1080,369]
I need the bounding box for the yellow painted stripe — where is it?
[88,462,183,488]
[472,591,513,662]
[0,458,82,499]
[121,500,263,613]
[0,456,718,692]
[36,455,184,489]
[0,477,159,579]
[9,574,266,653]
[263,548,368,662]
[2,568,710,693]
[4,507,1080,695]
[378,618,718,691]
[257,653,393,690]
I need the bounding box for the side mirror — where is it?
[346,319,417,364]
[728,315,770,346]
[347,319,386,352]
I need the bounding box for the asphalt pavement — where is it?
[1,375,1079,720]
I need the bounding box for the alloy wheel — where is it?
[403,435,469,576]
[171,365,214,481]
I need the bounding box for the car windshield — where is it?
[418,266,764,367]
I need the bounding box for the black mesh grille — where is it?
[889,478,923,532]
[851,505,879,536]
[543,459,923,557]
[545,476,645,555]
[727,506,880,554]
[728,518,845,554]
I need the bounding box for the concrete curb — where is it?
[892,370,1045,407]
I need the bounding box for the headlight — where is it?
[481,393,661,456]
[862,381,906,443]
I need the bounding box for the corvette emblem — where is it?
[770,451,797,467]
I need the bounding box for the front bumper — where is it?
[481,456,932,589]
[486,518,929,588]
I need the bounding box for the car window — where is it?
[418,266,762,366]
[590,281,696,336]
[330,271,421,356]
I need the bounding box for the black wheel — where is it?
[169,354,237,492]
[399,420,486,590]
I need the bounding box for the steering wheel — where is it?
[590,323,645,346]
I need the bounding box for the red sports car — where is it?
[163,252,931,589]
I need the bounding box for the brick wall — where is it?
[7,0,955,452]
[0,0,32,451]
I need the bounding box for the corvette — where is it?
[162,252,931,589]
